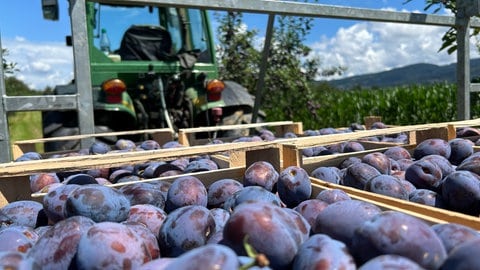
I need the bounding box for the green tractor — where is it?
[41,1,258,151]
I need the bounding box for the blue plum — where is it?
[158,205,215,257]
[313,200,382,248]
[207,179,244,208]
[292,234,356,270]
[65,184,131,222]
[351,211,447,269]
[244,161,279,192]
[164,176,208,213]
[277,166,312,208]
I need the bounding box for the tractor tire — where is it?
[43,112,118,152]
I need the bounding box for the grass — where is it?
[7,112,44,153]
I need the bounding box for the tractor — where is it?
[41,0,258,151]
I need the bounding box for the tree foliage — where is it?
[2,48,18,74]
[4,77,38,96]
[215,1,342,128]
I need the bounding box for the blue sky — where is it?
[0,1,475,90]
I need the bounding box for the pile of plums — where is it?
[311,134,480,217]
[16,139,222,195]
[2,157,479,269]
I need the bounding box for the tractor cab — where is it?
[40,1,256,151]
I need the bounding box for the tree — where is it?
[2,48,18,74]
[215,1,341,128]
[215,11,261,92]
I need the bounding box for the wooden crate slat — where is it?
[178,121,302,146]
[11,128,175,160]
[0,141,278,178]
[284,120,480,150]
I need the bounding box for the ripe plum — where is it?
[448,138,474,165]
[158,205,215,257]
[362,152,391,174]
[313,199,382,247]
[222,201,307,269]
[421,154,455,177]
[207,179,243,208]
[0,225,38,253]
[358,254,424,270]
[413,138,451,160]
[65,184,131,222]
[343,141,365,153]
[29,173,60,193]
[119,182,165,209]
[88,141,111,154]
[383,146,411,161]
[42,184,80,223]
[125,204,167,236]
[0,200,43,228]
[184,158,218,173]
[167,244,239,269]
[456,154,480,175]
[76,222,151,269]
[222,186,282,212]
[439,238,480,269]
[431,223,480,254]
[293,199,329,229]
[342,163,381,190]
[364,174,409,200]
[310,166,341,184]
[28,216,95,269]
[351,210,447,269]
[140,140,160,150]
[164,176,207,213]
[115,139,136,150]
[404,159,443,192]
[409,189,446,208]
[277,166,312,208]
[315,189,351,204]
[243,161,279,192]
[292,234,356,270]
[123,222,161,259]
[0,251,39,269]
[441,170,480,215]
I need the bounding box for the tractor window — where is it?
[165,8,182,54]
[188,10,208,53]
[96,5,162,52]
[95,4,210,62]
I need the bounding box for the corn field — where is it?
[264,82,480,130]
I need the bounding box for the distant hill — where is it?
[321,58,480,89]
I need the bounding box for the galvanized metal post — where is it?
[0,34,13,162]
[69,0,96,148]
[456,7,471,120]
[251,14,275,124]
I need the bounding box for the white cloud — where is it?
[2,18,479,90]
[2,37,73,90]
[311,20,479,80]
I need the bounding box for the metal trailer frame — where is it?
[0,0,479,162]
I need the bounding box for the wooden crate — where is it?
[0,139,282,207]
[280,122,470,169]
[11,128,176,160]
[177,121,303,146]
[282,126,480,230]
[17,165,465,229]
